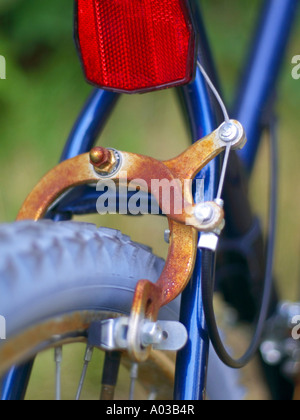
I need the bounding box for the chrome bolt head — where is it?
[218,121,239,142]
[194,203,214,224]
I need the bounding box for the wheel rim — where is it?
[0,310,174,400]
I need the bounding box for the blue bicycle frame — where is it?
[1,0,298,400]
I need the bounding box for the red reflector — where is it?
[75,0,196,93]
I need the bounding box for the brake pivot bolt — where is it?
[194,203,214,224]
[219,121,239,142]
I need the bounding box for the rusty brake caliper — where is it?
[17,120,246,362]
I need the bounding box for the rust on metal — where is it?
[16,121,246,361]
[17,122,245,228]
[17,153,96,221]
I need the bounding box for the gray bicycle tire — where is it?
[0,220,179,335]
[0,220,244,400]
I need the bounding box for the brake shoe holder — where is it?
[17,120,246,362]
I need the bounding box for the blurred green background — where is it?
[0,0,300,398]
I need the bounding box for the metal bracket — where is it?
[87,318,188,353]
[17,120,246,233]
[17,120,246,362]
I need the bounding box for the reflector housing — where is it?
[75,0,196,93]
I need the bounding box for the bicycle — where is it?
[0,0,299,401]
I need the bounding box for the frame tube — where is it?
[235,0,298,172]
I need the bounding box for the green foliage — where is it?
[0,0,71,48]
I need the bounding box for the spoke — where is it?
[75,346,94,401]
[148,389,158,401]
[129,363,139,401]
[100,352,121,400]
[54,347,63,401]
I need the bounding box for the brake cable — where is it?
[198,61,278,368]
[198,61,232,200]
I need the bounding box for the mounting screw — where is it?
[218,121,239,142]
[141,322,164,347]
